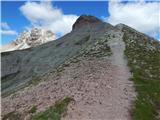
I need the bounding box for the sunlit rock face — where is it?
[1,28,56,52]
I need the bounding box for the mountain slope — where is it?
[1,15,114,96]
[121,25,160,120]
[1,15,160,120]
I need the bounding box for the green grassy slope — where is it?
[122,27,160,120]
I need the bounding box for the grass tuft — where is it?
[29,97,73,120]
[2,111,22,120]
[29,106,37,114]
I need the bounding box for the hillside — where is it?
[1,15,113,96]
[121,25,160,120]
[1,15,160,120]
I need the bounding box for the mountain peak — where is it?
[1,27,56,52]
[72,15,102,30]
[15,27,55,47]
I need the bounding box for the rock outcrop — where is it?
[72,15,102,30]
[1,28,55,52]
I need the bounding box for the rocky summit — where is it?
[1,15,160,120]
[72,15,102,30]
[1,28,56,52]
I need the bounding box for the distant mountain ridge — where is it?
[1,28,56,52]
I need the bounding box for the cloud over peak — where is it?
[0,22,17,35]
[107,1,160,37]
[20,1,79,38]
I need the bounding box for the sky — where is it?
[1,1,160,44]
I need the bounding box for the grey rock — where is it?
[1,15,114,96]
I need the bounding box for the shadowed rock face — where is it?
[1,15,114,96]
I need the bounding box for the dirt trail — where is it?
[62,31,136,120]
[2,31,136,120]
[106,31,136,120]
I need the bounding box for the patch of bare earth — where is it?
[2,32,136,120]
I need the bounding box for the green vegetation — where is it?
[29,97,73,120]
[123,29,160,120]
[30,76,41,86]
[1,71,20,97]
[2,97,72,120]
[29,106,37,114]
[2,111,22,120]
[1,71,20,83]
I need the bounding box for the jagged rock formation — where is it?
[1,28,55,52]
[1,15,160,120]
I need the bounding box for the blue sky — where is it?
[1,1,108,44]
[2,1,30,44]
[1,1,160,44]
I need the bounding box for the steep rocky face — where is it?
[1,28,56,52]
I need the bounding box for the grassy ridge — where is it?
[123,29,160,120]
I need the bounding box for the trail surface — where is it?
[62,31,136,120]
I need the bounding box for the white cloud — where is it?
[20,1,79,37]
[1,30,18,35]
[1,22,10,29]
[0,22,17,35]
[107,1,160,37]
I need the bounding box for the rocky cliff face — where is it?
[1,28,55,52]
